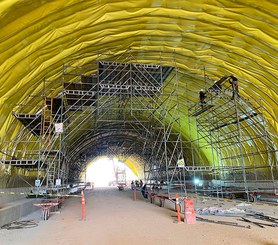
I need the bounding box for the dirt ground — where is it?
[1,187,278,245]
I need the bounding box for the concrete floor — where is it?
[1,187,278,245]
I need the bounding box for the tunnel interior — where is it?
[1,52,277,198]
[0,1,277,200]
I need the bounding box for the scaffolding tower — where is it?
[0,79,67,189]
[1,51,184,195]
[1,51,276,201]
[187,75,278,200]
[62,53,184,194]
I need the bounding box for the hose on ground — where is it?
[1,220,38,230]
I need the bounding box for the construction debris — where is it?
[196,206,245,216]
[196,216,251,229]
[240,217,278,228]
[246,213,278,225]
[1,220,38,230]
[236,203,251,207]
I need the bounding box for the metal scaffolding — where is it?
[0,79,67,189]
[62,52,184,194]
[1,51,184,195]
[187,75,278,200]
[1,50,277,201]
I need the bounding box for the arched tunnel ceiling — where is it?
[0,1,277,178]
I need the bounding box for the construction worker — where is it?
[141,184,148,198]
[139,179,143,189]
[229,75,240,100]
[131,180,135,190]
[199,89,206,107]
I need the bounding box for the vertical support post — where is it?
[37,78,47,191]
[57,76,64,190]
[233,94,249,202]
[261,99,276,194]
[133,186,136,201]
[209,110,220,204]
[81,190,86,221]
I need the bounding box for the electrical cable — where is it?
[1,220,38,230]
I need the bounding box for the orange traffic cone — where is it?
[184,198,196,224]
[175,193,181,223]
[81,190,86,221]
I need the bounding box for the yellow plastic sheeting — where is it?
[125,159,140,177]
[0,1,277,172]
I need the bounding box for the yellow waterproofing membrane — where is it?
[0,1,277,175]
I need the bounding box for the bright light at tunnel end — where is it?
[85,158,137,187]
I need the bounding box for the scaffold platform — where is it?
[98,61,174,96]
[191,104,214,116]
[1,159,39,168]
[13,113,42,136]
